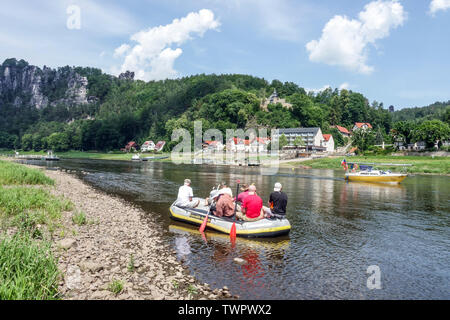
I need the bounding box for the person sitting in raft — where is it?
[219,181,233,197]
[212,189,235,218]
[236,185,265,222]
[263,182,288,218]
[176,179,200,208]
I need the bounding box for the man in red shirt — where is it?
[236,185,264,222]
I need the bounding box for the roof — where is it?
[354,122,373,129]
[277,127,320,135]
[335,125,350,134]
[204,140,221,146]
[142,141,154,145]
[323,134,332,141]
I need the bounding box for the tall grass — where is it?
[0,160,54,185]
[0,186,73,232]
[0,232,60,300]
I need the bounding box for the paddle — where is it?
[230,180,240,241]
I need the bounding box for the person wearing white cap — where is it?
[264,182,288,218]
[176,179,200,208]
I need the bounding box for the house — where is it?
[353,123,373,132]
[273,127,325,151]
[154,141,166,152]
[333,125,351,138]
[407,142,426,151]
[124,141,138,152]
[141,141,156,152]
[250,137,270,152]
[203,140,224,152]
[227,138,250,152]
[322,134,335,153]
[261,89,293,110]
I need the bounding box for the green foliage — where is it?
[72,211,87,226]
[411,120,450,148]
[0,232,60,300]
[0,160,54,185]
[352,129,376,153]
[279,134,288,149]
[108,279,124,295]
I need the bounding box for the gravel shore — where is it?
[42,169,235,300]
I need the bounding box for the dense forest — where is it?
[0,58,449,152]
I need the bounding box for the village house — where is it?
[322,134,335,153]
[141,141,156,152]
[123,141,138,152]
[333,125,351,138]
[353,122,373,132]
[226,137,270,153]
[154,141,166,152]
[203,140,225,152]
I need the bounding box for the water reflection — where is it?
[21,159,450,299]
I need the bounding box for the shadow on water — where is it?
[21,158,450,300]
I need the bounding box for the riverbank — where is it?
[0,159,235,300]
[0,150,171,162]
[280,155,450,175]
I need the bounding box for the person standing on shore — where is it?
[176,179,200,208]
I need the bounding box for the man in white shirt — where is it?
[176,179,200,208]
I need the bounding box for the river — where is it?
[24,158,450,299]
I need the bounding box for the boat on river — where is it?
[343,161,410,184]
[169,198,291,238]
[43,151,60,161]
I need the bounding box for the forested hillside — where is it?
[0,58,448,152]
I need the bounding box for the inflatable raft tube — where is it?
[169,199,291,238]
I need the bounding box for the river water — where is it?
[25,158,449,299]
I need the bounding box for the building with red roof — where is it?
[353,123,373,132]
[322,134,335,153]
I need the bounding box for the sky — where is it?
[1,0,449,109]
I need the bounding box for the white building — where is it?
[322,134,335,153]
[141,141,156,152]
[203,140,224,152]
[273,127,326,151]
[353,122,373,132]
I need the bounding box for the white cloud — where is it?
[306,0,406,74]
[113,44,131,58]
[114,9,220,81]
[339,82,350,90]
[429,0,450,15]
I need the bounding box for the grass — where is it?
[0,232,60,300]
[108,279,124,295]
[283,155,450,175]
[0,160,54,185]
[72,211,87,226]
[127,254,135,272]
[0,186,73,232]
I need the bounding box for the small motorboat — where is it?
[169,198,291,238]
[131,154,141,161]
[43,151,60,161]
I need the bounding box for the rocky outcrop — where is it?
[0,58,90,109]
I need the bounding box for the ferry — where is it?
[169,198,291,238]
[343,161,410,184]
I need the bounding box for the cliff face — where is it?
[0,58,90,109]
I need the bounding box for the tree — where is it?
[352,129,375,153]
[279,134,288,149]
[47,132,70,152]
[412,120,450,149]
[293,136,304,147]
[21,134,33,151]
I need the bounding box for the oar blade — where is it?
[199,214,208,233]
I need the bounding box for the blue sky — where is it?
[1,0,449,109]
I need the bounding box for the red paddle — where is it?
[199,212,208,233]
[230,180,240,241]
